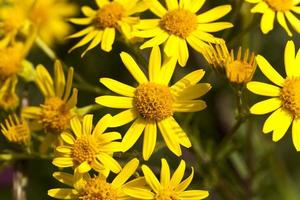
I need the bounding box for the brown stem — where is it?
[13,161,27,200]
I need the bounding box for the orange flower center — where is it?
[40,97,73,134]
[280,77,300,118]
[94,2,124,29]
[81,177,117,200]
[160,9,198,38]
[264,0,293,11]
[156,188,179,200]
[134,83,173,121]
[72,136,96,164]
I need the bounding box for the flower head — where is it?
[125,159,209,200]
[96,46,211,160]
[22,60,78,135]
[134,0,233,66]
[247,40,300,150]
[245,0,300,36]
[48,158,143,199]
[1,114,30,145]
[68,0,147,56]
[53,114,123,175]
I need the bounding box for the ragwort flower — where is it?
[247,40,300,150]
[96,46,211,160]
[245,0,300,36]
[53,114,123,175]
[68,0,147,56]
[125,159,209,200]
[134,0,233,66]
[48,158,143,199]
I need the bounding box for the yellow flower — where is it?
[96,46,211,160]
[124,159,209,200]
[68,0,147,56]
[0,43,24,80]
[247,40,300,150]
[0,76,19,110]
[134,0,233,66]
[22,60,78,135]
[0,114,30,145]
[204,41,257,84]
[48,158,144,199]
[245,0,300,36]
[52,114,123,175]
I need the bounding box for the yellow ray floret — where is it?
[134,0,233,66]
[247,40,300,150]
[245,0,300,36]
[22,60,78,135]
[124,159,209,200]
[48,158,144,199]
[68,0,147,56]
[1,114,30,145]
[96,46,211,160]
[52,114,123,175]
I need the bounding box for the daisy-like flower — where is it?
[204,41,257,84]
[52,114,123,175]
[125,159,209,200]
[68,0,147,56]
[22,60,78,135]
[245,0,300,36]
[48,158,144,199]
[0,114,30,145]
[134,0,233,66]
[96,46,211,160]
[247,40,300,150]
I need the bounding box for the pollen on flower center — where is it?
[160,9,198,38]
[40,97,72,134]
[93,2,124,29]
[155,189,179,200]
[134,83,173,121]
[81,176,117,200]
[280,77,300,118]
[72,136,96,164]
[264,0,293,11]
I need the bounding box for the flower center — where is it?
[134,83,173,121]
[280,77,300,118]
[72,136,96,164]
[160,9,198,38]
[93,2,124,29]
[156,189,179,200]
[226,60,256,83]
[0,45,23,80]
[81,177,117,200]
[40,97,73,134]
[264,0,293,11]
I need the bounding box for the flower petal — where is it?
[141,165,161,193]
[179,190,209,199]
[260,9,275,34]
[247,81,281,96]
[52,172,74,187]
[292,119,300,151]
[197,5,232,23]
[284,40,297,77]
[250,98,282,114]
[110,109,138,127]
[173,100,207,112]
[170,160,186,186]
[101,28,115,52]
[160,159,170,187]
[143,121,157,160]
[97,153,121,173]
[95,96,134,109]
[149,46,162,83]
[112,158,139,188]
[122,118,146,152]
[100,78,135,97]
[48,189,78,199]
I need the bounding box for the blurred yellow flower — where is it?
[53,114,123,175]
[68,0,147,56]
[48,158,143,199]
[22,61,78,135]
[125,159,209,200]
[96,46,211,160]
[0,76,19,110]
[205,41,257,84]
[0,114,30,145]
[247,40,300,150]
[246,0,300,36]
[134,0,233,66]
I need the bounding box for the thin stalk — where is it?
[13,161,27,200]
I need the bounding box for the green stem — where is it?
[35,37,104,95]
[0,152,54,161]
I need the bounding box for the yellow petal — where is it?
[250,98,282,114]
[135,19,160,29]
[176,168,194,192]
[140,32,169,49]
[285,11,300,33]
[110,109,138,127]
[52,157,74,168]
[164,35,179,57]
[83,114,93,135]
[170,160,186,186]
[173,100,207,112]
[145,0,167,17]
[272,110,293,142]
[260,9,275,34]
[149,46,162,83]
[67,27,94,39]
[178,38,189,67]
[284,40,297,77]
[52,172,74,187]
[159,56,177,85]
[277,12,292,36]
[112,158,139,188]
[173,83,211,100]
[133,27,163,38]
[179,190,209,199]
[141,165,161,193]
[48,189,78,199]
[168,117,191,148]
[120,52,148,84]
[256,55,285,86]
[77,161,92,173]
[81,6,96,17]
[81,31,103,57]
[70,117,82,138]
[96,0,109,7]
[197,5,232,23]
[69,30,98,52]
[101,28,115,52]
[97,153,121,173]
[160,159,170,187]
[93,114,112,135]
[190,0,205,13]
[197,22,233,32]
[95,96,134,109]
[122,118,146,152]
[143,121,157,160]
[166,0,179,10]
[69,18,92,25]
[251,1,269,13]
[292,119,300,151]
[123,187,155,199]
[247,81,281,96]
[100,78,135,97]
